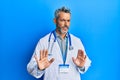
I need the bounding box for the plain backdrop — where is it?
[0,0,120,80]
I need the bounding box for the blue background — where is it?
[0,0,120,80]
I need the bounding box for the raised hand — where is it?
[72,49,86,67]
[34,50,54,70]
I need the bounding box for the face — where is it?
[54,12,71,34]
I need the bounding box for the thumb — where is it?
[49,58,55,64]
[72,57,76,63]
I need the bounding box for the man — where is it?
[27,6,91,80]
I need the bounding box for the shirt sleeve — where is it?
[27,39,45,78]
[77,56,91,74]
[77,39,92,74]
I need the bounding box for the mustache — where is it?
[58,26,69,29]
[57,26,69,34]
[63,26,69,29]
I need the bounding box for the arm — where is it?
[27,40,44,78]
[27,53,45,78]
[72,39,91,74]
[77,55,91,74]
[27,40,54,78]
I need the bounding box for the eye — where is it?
[67,20,70,22]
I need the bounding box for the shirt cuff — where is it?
[78,66,85,72]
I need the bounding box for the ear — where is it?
[53,18,57,24]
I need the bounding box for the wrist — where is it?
[79,66,85,71]
[79,65,84,68]
[37,66,45,71]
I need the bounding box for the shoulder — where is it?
[70,33,84,47]
[69,33,86,52]
[70,33,81,42]
[36,32,51,46]
[35,32,51,49]
[40,33,50,41]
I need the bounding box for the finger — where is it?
[78,49,84,57]
[79,56,85,61]
[78,55,87,62]
[49,58,54,64]
[43,49,47,58]
[84,55,86,59]
[72,57,76,63]
[45,50,48,57]
[78,49,84,56]
[77,50,81,59]
[40,50,43,60]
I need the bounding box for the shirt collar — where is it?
[55,31,68,40]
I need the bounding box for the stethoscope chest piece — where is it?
[48,53,53,56]
[69,46,74,50]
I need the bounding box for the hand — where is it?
[34,50,54,70]
[72,49,86,67]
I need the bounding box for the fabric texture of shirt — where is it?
[55,32,68,64]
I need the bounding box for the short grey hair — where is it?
[54,6,71,19]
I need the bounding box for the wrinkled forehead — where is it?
[57,11,71,18]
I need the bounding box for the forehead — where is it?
[58,12,71,19]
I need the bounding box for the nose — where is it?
[65,21,69,27]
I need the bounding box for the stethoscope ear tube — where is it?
[68,32,73,50]
[48,31,53,42]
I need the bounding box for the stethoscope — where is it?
[48,30,74,56]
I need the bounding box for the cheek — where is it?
[68,22,70,26]
[58,22,64,27]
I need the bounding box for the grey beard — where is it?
[57,26,69,34]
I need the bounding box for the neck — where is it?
[56,29,66,39]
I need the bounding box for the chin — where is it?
[61,30,68,34]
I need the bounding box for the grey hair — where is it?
[54,6,71,19]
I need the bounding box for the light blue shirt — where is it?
[55,32,85,70]
[55,32,68,64]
